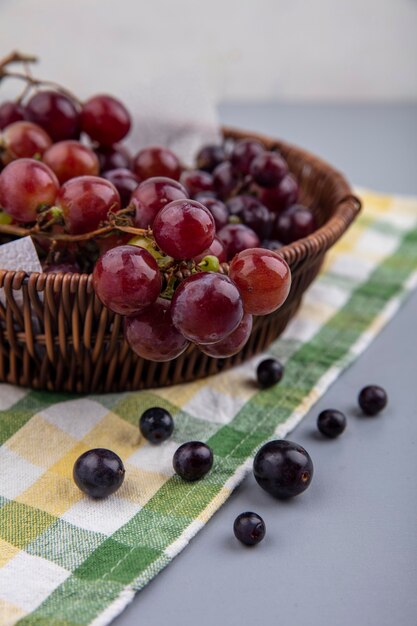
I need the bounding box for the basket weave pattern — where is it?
[0,128,360,393]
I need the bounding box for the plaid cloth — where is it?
[0,189,416,626]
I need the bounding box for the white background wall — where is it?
[1,0,416,102]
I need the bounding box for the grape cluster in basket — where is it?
[0,52,318,362]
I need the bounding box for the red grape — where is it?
[131,177,187,229]
[133,146,181,180]
[125,298,189,361]
[226,195,272,239]
[81,95,131,146]
[217,224,260,260]
[96,144,132,171]
[57,176,121,234]
[196,196,228,230]
[26,90,80,141]
[194,236,227,263]
[274,205,316,243]
[92,245,162,316]
[0,101,26,130]
[230,139,264,175]
[198,313,252,357]
[43,140,99,183]
[0,158,59,222]
[229,248,291,315]
[213,161,239,199]
[153,199,215,260]
[250,151,288,187]
[196,144,226,172]
[102,168,140,206]
[171,272,243,344]
[257,173,299,213]
[180,169,214,197]
[2,121,52,162]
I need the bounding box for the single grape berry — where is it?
[0,101,26,130]
[173,441,213,481]
[250,151,288,187]
[217,224,261,260]
[256,358,284,388]
[274,205,316,244]
[43,140,100,183]
[26,90,80,141]
[253,440,313,499]
[196,144,226,172]
[81,94,131,146]
[96,144,132,171]
[171,272,243,344]
[233,512,266,546]
[213,161,240,198]
[93,245,162,316]
[2,121,52,162]
[258,173,299,213]
[125,298,190,361]
[153,199,215,260]
[73,448,125,498]
[358,385,388,416]
[180,169,214,197]
[198,313,253,358]
[131,177,187,229]
[230,139,265,175]
[140,407,174,444]
[133,146,181,181]
[102,168,140,206]
[317,409,347,438]
[195,197,228,231]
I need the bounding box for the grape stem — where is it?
[0,50,83,106]
[0,222,147,242]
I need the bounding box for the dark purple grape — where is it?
[250,151,288,187]
[256,358,284,388]
[180,169,214,197]
[230,139,264,175]
[217,223,260,260]
[227,195,272,239]
[140,407,174,444]
[26,90,80,141]
[173,441,213,481]
[171,272,243,344]
[73,448,125,498]
[253,440,313,499]
[0,101,26,130]
[358,385,388,416]
[102,168,140,206]
[317,410,347,438]
[196,196,228,231]
[274,205,316,244]
[196,144,226,172]
[96,144,132,171]
[233,512,266,546]
[258,173,299,213]
[213,161,240,199]
[81,95,131,146]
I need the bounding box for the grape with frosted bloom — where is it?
[131,177,187,229]
[93,245,162,316]
[273,205,316,244]
[133,146,181,181]
[43,140,99,183]
[230,139,264,175]
[194,236,227,264]
[0,101,26,130]
[250,151,288,187]
[198,313,253,358]
[196,196,228,231]
[102,168,140,206]
[171,272,243,344]
[0,158,59,223]
[57,175,121,234]
[229,248,291,315]
[153,199,215,260]
[81,95,131,146]
[217,223,260,260]
[257,173,298,213]
[180,170,214,197]
[96,144,132,172]
[213,161,240,198]
[125,298,189,361]
[196,144,226,172]
[26,90,80,141]
[1,121,52,162]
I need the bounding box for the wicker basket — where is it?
[0,127,360,393]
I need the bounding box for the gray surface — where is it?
[115,104,417,626]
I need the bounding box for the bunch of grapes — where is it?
[0,51,319,361]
